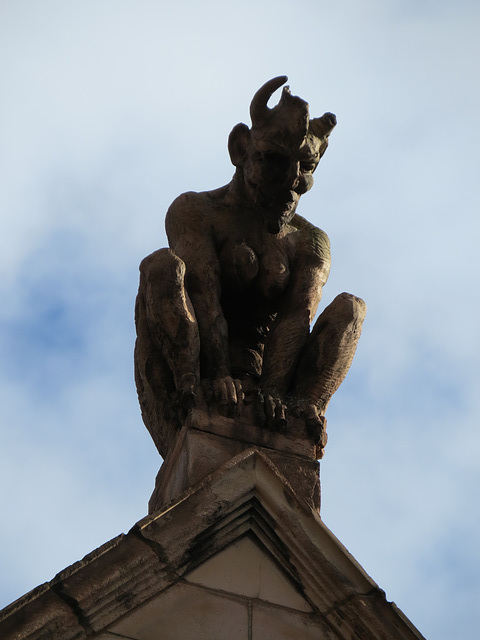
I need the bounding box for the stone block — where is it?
[149,410,320,513]
[105,582,249,640]
[0,585,85,640]
[56,533,168,633]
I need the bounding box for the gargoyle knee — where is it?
[140,248,186,293]
[330,292,367,325]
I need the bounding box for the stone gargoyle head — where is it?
[228,75,336,233]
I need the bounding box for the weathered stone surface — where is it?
[148,409,320,512]
[138,449,422,640]
[185,535,312,611]
[55,532,168,633]
[0,533,170,638]
[0,450,425,640]
[187,406,319,458]
[104,582,250,640]
[134,76,366,463]
[252,602,338,640]
[0,584,86,640]
[324,591,427,640]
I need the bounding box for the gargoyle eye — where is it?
[263,152,289,169]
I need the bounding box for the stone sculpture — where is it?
[135,76,365,461]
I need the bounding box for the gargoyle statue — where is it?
[135,76,366,459]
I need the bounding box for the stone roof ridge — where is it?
[0,448,426,640]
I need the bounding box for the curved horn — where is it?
[250,75,288,125]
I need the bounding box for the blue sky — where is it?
[1,2,480,638]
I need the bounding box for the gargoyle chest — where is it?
[219,241,290,299]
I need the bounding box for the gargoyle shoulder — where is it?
[291,213,331,264]
[165,191,207,243]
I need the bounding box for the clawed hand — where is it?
[261,393,287,432]
[208,379,287,432]
[212,376,245,406]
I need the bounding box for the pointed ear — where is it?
[228,123,251,166]
[309,112,337,139]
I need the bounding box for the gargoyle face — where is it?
[228,76,336,234]
[242,135,320,233]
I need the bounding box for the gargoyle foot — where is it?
[177,372,199,417]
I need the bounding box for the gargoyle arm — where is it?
[165,193,232,382]
[260,225,331,397]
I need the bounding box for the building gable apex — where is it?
[0,449,425,640]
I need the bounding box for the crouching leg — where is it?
[292,292,366,454]
[134,248,201,457]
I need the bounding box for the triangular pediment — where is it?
[0,449,425,640]
[103,536,316,640]
[185,535,312,611]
